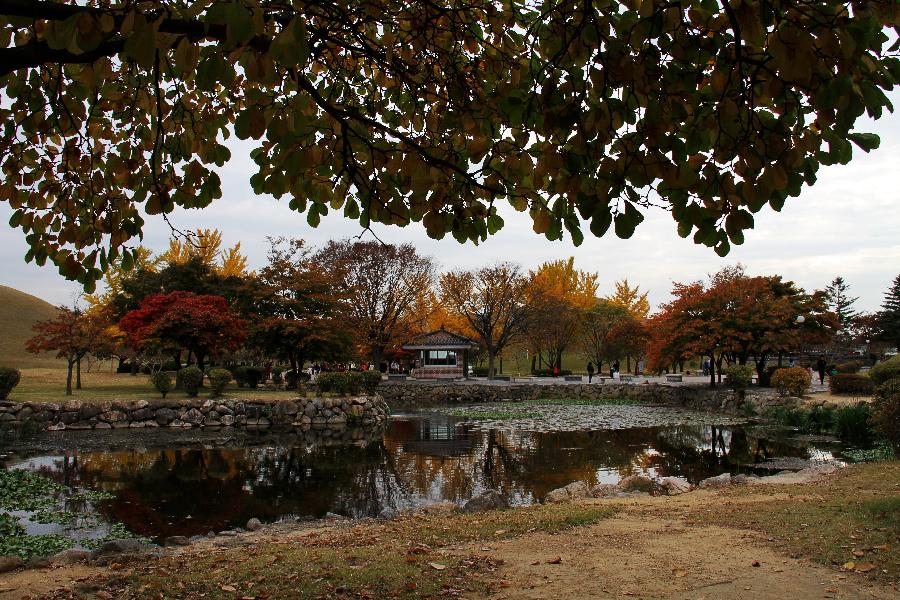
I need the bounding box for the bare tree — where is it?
[317,240,434,370]
[440,263,530,378]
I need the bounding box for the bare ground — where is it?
[2,466,897,600]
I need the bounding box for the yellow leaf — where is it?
[428,562,446,570]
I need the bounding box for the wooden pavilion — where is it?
[402,327,479,379]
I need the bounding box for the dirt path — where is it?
[466,516,891,599]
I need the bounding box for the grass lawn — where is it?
[6,368,302,404]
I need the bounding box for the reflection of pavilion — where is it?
[394,415,475,458]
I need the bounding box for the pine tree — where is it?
[877,274,900,349]
[825,276,859,330]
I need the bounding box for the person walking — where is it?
[587,361,595,383]
[816,358,827,385]
[612,360,620,378]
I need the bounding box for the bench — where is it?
[666,374,683,383]
[387,374,408,381]
[564,375,583,382]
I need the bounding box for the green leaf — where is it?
[847,132,880,153]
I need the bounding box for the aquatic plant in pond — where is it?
[0,468,147,560]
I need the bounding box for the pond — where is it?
[0,403,850,545]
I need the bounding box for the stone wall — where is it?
[380,382,751,413]
[0,396,389,432]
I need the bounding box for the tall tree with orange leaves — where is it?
[525,257,599,371]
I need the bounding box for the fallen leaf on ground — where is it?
[221,584,237,592]
[853,563,875,573]
[530,560,540,565]
[672,568,687,578]
[852,550,865,558]
[428,562,447,570]
[547,556,562,564]
[842,561,855,570]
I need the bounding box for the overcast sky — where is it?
[2,93,899,314]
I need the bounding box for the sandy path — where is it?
[0,565,105,600]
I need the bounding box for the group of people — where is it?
[585,360,620,383]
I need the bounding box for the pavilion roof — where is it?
[402,327,479,350]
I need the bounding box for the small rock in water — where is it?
[461,490,508,513]
[246,518,263,531]
[699,473,732,488]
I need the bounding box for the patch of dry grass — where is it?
[8,368,301,404]
[687,461,900,582]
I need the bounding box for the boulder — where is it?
[164,536,192,546]
[182,408,204,426]
[618,475,656,493]
[25,556,50,569]
[49,548,92,565]
[699,473,732,488]
[461,490,508,513]
[590,483,620,498]
[378,507,400,520]
[658,477,692,496]
[563,480,590,498]
[246,518,262,532]
[544,487,572,504]
[95,539,151,555]
[0,555,23,573]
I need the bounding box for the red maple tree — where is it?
[119,292,246,370]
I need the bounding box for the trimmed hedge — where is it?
[722,364,754,391]
[869,355,900,386]
[178,366,204,397]
[835,360,864,374]
[0,367,20,400]
[532,368,573,377]
[829,373,875,395]
[207,368,232,397]
[150,371,172,398]
[317,371,382,395]
[771,366,811,397]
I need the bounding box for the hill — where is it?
[0,285,66,369]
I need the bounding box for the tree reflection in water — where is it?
[3,415,838,540]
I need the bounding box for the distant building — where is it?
[402,327,479,379]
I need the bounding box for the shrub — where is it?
[771,367,811,397]
[722,364,754,391]
[835,361,864,374]
[207,368,232,397]
[178,366,204,397]
[872,378,900,454]
[272,370,283,384]
[832,403,874,442]
[150,371,172,398]
[768,405,834,433]
[0,367,20,400]
[869,355,900,386]
[472,367,490,376]
[829,373,875,395]
[233,366,264,388]
[360,370,382,394]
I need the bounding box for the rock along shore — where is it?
[0,395,389,432]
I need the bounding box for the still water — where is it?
[1,408,841,540]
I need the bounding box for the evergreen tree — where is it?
[825,277,859,331]
[877,274,900,349]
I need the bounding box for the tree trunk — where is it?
[626,356,631,373]
[371,345,384,373]
[66,358,74,396]
[130,359,139,376]
[709,353,716,388]
[196,352,205,371]
[555,349,562,370]
[173,351,182,370]
[487,350,496,378]
[76,356,82,389]
[716,355,724,383]
[530,354,536,374]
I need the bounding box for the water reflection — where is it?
[3,413,836,539]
